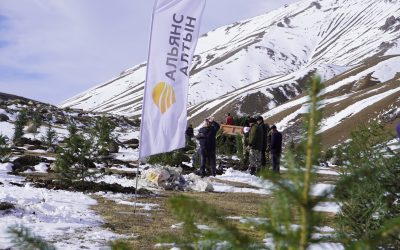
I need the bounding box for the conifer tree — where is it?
[29,110,43,138]
[7,225,55,250]
[55,121,97,183]
[13,109,28,142]
[90,115,116,157]
[236,133,244,161]
[32,110,42,129]
[0,134,11,162]
[41,121,57,151]
[334,123,400,249]
[260,75,325,250]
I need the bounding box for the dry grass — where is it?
[92,194,179,250]
[91,191,268,249]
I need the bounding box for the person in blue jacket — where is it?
[196,117,220,177]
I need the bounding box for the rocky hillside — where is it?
[0,93,141,166]
[61,0,400,146]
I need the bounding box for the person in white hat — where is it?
[242,125,251,169]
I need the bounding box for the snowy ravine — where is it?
[0,163,121,249]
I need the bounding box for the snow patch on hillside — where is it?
[0,164,121,249]
[372,57,400,83]
[319,86,400,133]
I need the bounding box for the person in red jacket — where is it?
[226,113,233,125]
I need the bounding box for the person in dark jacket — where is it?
[247,117,264,175]
[197,117,220,177]
[185,124,194,146]
[270,125,282,173]
[256,116,270,167]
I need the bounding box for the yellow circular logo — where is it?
[152,82,176,114]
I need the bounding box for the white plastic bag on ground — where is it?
[143,168,171,186]
[183,173,214,192]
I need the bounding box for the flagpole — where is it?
[133,161,140,214]
[134,0,159,215]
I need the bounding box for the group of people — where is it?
[186,117,400,178]
[185,113,283,177]
[242,116,282,175]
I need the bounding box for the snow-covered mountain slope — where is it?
[61,0,400,146]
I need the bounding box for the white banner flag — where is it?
[139,0,206,159]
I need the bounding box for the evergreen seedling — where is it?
[13,109,28,142]
[55,121,97,183]
[335,122,400,249]
[32,110,42,129]
[7,225,56,250]
[90,115,116,157]
[41,121,57,151]
[216,130,237,156]
[0,134,11,161]
[259,75,325,250]
[29,110,43,138]
[233,116,247,126]
[236,133,244,161]
[323,148,334,162]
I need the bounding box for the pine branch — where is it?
[7,225,56,250]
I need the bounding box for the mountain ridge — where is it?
[61,0,400,146]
